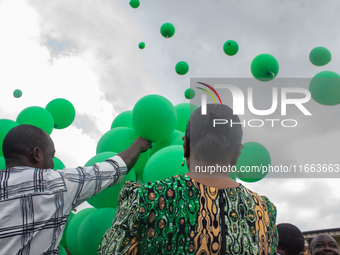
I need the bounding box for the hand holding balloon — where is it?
[117,137,152,171]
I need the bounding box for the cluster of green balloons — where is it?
[15,98,76,135]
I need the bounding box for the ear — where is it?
[230,144,243,166]
[31,147,42,164]
[182,136,190,158]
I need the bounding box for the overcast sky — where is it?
[0,0,340,232]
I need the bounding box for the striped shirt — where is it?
[0,156,127,255]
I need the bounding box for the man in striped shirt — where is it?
[0,124,151,255]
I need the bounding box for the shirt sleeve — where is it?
[57,155,127,208]
[98,181,140,255]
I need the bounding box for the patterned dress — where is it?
[98,174,278,255]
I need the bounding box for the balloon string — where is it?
[162,36,168,60]
[269,71,281,115]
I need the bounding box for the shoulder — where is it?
[240,184,277,218]
[139,174,190,197]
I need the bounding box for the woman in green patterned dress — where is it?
[98,104,278,255]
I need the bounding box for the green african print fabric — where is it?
[98,174,278,255]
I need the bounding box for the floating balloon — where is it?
[184,88,195,100]
[13,89,22,98]
[150,130,184,155]
[78,208,116,255]
[132,94,177,142]
[110,110,133,129]
[143,145,188,182]
[174,103,198,132]
[309,71,340,106]
[250,53,279,82]
[223,40,239,56]
[53,157,65,170]
[66,208,96,255]
[175,61,189,75]
[160,23,175,38]
[138,42,145,49]
[130,0,140,8]
[236,142,271,183]
[0,119,19,156]
[46,98,75,129]
[309,46,331,66]
[16,106,54,135]
[60,212,74,248]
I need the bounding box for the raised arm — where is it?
[117,137,152,171]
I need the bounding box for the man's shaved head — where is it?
[3,124,55,169]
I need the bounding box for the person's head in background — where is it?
[310,234,339,255]
[276,223,305,255]
[3,124,55,169]
[183,104,243,173]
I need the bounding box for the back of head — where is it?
[3,124,50,160]
[185,104,243,163]
[277,223,305,255]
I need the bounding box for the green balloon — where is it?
[250,53,279,82]
[66,208,96,255]
[13,89,22,98]
[130,0,140,8]
[174,103,198,132]
[60,212,74,248]
[309,46,331,66]
[78,208,116,255]
[309,71,340,106]
[170,133,185,146]
[184,88,195,100]
[46,98,75,129]
[0,156,5,169]
[138,42,145,49]
[53,157,65,170]
[175,61,189,75]
[132,94,177,142]
[160,23,175,38]
[236,142,271,183]
[150,130,184,155]
[110,110,132,129]
[59,245,67,255]
[223,40,239,56]
[16,106,54,135]
[96,127,149,176]
[0,119,19,156]
[143,145,188,182]
[96,127,138,154]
